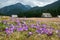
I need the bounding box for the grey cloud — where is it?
[0,0,8,3]
[37,0,57,2]
[0,0,58,8]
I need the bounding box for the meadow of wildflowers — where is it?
[0,17,60,40]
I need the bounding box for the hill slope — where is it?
[0,3,31,16]
[24,0,60,17]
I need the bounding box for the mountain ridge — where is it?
[0,3,31,15]
[23,0,60,17]
[0,0,60,17]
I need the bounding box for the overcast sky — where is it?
[0,0,58,8]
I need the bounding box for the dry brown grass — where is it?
[19,18,60,22]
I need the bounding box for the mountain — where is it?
[42,0,60,16]
[25,5,31,9]
[0,0,60,17]
[43,0,60,10]
[24,0,60,17]
[0,3,31,16]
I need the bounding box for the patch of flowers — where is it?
[0,18,60,40]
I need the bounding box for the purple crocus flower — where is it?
[9,27,14,31]
[16,19,20,23]
[5,30,11,35]
[28,32,33,35]
[56,30,60,37]
[14,26,18,30]
[35,26,40,29]
[38,27,46,34]
[36,30,41,34]
[17,22,21,26]
[56,30,59,33]
[23,27,28,31]
[22,24,28,27]
[22,24,28,31]
[36,28,44,34]
[10,24,15,30]
[42,24,47,28]
[31,24,40,29]
[45,28,53,36]
[27,32,33,38]
[10,24,14,28]
[36,27,52,34]
[5,27,13,35]
[31,24,34,28]
[56,30,60,33]
[17,27,23,31]
[31,24,36,28]
[5,24,15,35]
[57,30,60,37]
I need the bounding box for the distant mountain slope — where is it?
[27,0,60,12]
[24,0,60,17]
[0,0,60,17]
[0,3,31,15]
[43,0,60,10]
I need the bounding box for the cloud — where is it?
[0,0,8,3]
[0,0,19,8]
[0,0,58,8]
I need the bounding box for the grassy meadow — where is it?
[0,17,60,40]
